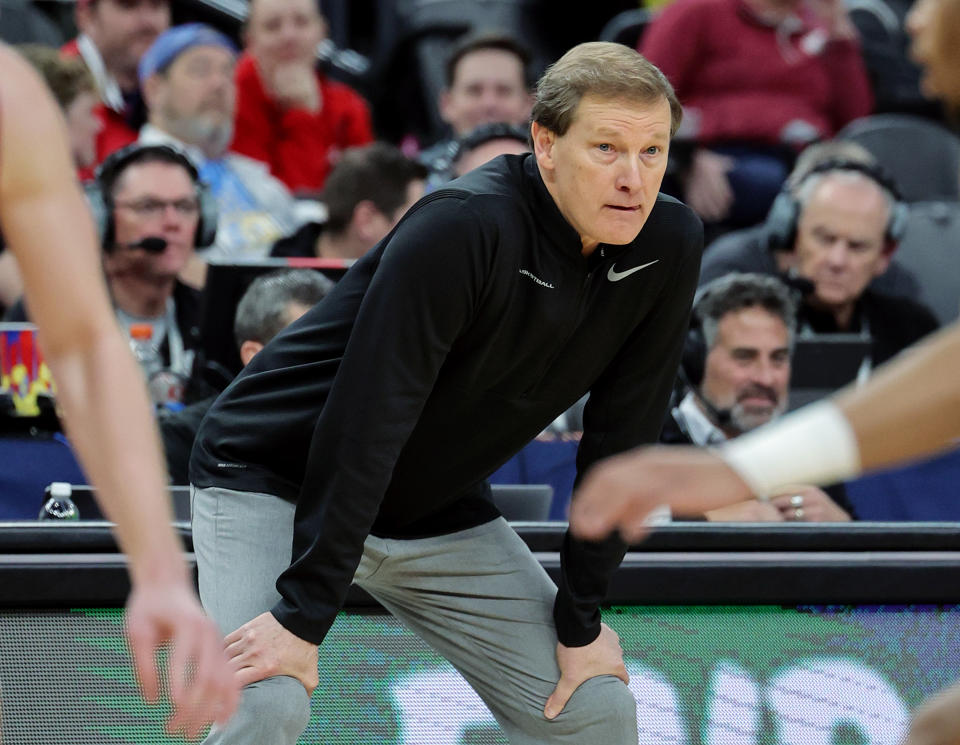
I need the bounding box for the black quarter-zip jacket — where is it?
[191,154,703,648]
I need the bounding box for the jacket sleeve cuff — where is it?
[552,587,602,647]
[270,597,332,645]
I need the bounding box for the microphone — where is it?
[677,364,736,429]
[122,237,168,253]
[691,387,734,430]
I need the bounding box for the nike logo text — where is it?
[607,260,660,282]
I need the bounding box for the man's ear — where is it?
[142,74,162,112]
[874,249,893,278]
[438,89,454,126]
[239,340,264,366]
[350,200,385,241]
[531,121,557,171]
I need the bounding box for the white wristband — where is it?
[718,400,862,499]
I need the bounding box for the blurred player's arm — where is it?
[0,44,237,735]
[838,323,960,469]
[0,42,182,620]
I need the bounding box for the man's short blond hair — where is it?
[532,42,682,138]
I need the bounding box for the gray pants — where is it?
[192,486,637,745]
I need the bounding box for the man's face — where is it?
[65,90,103,169]
[109,161,199,279]
[533,94,671,253]
[701,306,791,432]
[440,48,532,136]
[793,175,892,312]
[246,0,325,71]
[79,0,170,84]
[146,45,236,155]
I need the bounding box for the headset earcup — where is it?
[83,182,111,247]
[681,324,707,389]
[764,191,799,252]
[887,201,909,246]
[195,182,219,248]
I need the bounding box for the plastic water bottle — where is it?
[129,323,163,389]
[38,481,79,520]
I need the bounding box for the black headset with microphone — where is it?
[678,284,735,428]
[85,143,218,250]
[764,157,909,253]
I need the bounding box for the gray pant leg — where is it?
[355,518,637,745]
[191,486,311,745]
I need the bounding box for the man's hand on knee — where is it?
[544,622,629,720]
[225,612,319,695]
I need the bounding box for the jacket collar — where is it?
[522,154,590,263]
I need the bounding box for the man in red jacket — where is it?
[61,0,169,177]
[231,0,374,195]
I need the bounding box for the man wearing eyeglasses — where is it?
[102,145,204,403]
[7,144,206,405]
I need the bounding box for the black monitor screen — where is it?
[198,258,349,380]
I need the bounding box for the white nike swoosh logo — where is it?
[607,260,660,282]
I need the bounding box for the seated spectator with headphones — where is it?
[6,143,216,407]
[664,273,856,521]
[700,141,920,299]
[702,156,938,367]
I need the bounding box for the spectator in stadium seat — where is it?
[698,139,921,302]
[160,268,332,483]
[61,0,169,177]
[451,121,530,178]
[231,0,374,195]
[419,31,534,189]
[138,23,302,280]
[663,273,855,521]
[703,159,938,367]
[271,142,426,260]
[7,143,209,408]
[640,0,873,232]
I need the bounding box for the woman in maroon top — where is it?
[641,0,873,227]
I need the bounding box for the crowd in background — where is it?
[0,0,958,522]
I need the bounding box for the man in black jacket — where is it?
[191,41,702,745]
